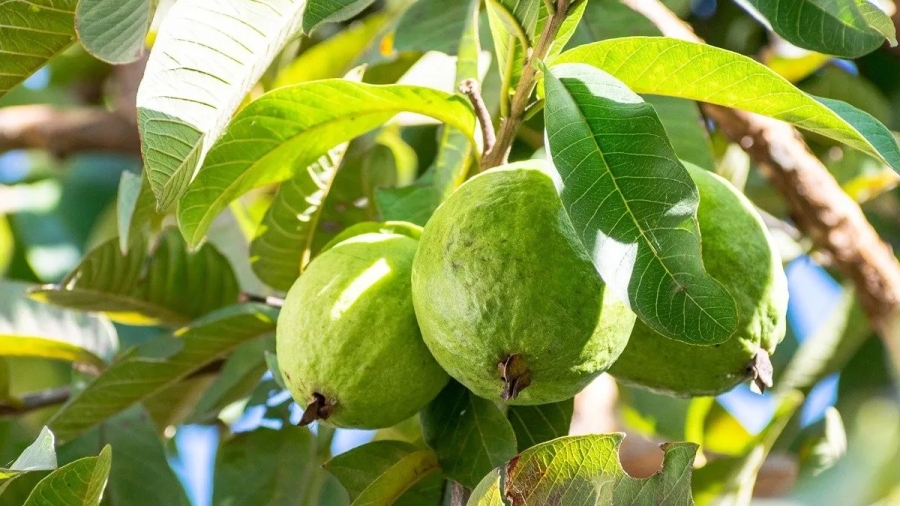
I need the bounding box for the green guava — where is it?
[608,165,789,397]
[411,163,637,405]
[276,230,449,429]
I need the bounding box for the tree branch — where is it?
[0,386,71,418]
[0,105,141,157]
[460,78,497,160]
[623,0,900,382]
[482,0,572,169]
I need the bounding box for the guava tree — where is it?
[1,0,900,504]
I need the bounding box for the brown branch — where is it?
[482,0,573,169]
[623,0,900,381]
[460,78,497,160]
[0,105,141,157]
[0,386,71,418]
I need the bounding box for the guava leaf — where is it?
[420,382,517,489]
[213,427,323,506]
[486,0,541,45]
[176,81,476,247]
[48,303,278,443]
[23,446,111,506]
[249,144,349,291]
[0,281,118,367]
[468,435,698,505]
[75,0,156,64]
[325,440,442,506]
[136,0,306,211]
[798,407,847,477]
[394,0,476,55]
[507,399,573,452]
[189,337,274,423]
[100,407,191,506]
[30,229,239,327]
[735,0,896,58]
[645,95,714,171]
[0,426,57,494]
[554,37,900,174]
[302,0,378,34]
[116,170,157,254]
[0,0,77,98]
[543,62,737,345]
[142,373,217,430]
[778,285,870,392]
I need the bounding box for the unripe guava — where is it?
[411,164,636,405]
[608,165,789,397]
[276,230,449,429]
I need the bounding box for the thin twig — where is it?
[239,292,286,308]
[624,0,900,386]
[482,0,573,169]
[460,78,497,161]
[0,387,71,417]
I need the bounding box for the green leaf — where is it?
[116,170,157,254]
[189,337,275,423]
[176,80,476,247]
[213,427,324,506]
[468,435,698,505]
[778,285,870,392]
[0,0,77,98]
[249,144,349,291]
[0,426,57,494]
[420,382,517,489]
[136,0,306,210]
[23,446,111,506]
[303,0,378,34]
[48,303,278,443]
[274,13,388,88]
[507,399,573,451]
[142,373,217,430]
[735,0,896,57]
[567,0,660,44]
[543,62,737,345]
[486,0,541,45]
[75,0,155,64]
[31,229,240,327]
[645,95,714,171]
[394,0,476,55]
[554,37,900,173]
[798,407,847,477]
[324,440,442,506]
[0,281,117,367]
[101,407,191,506]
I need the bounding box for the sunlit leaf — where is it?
[0,281,117,366]
[554,37,900,173]
[0,0,77,98]
[48,303,278,443]
[75,0,155,64]
[23,446,111,506]
[116,171,157,254]
[645,95,714,171]
[507,399,573,451]
[543,62,737,344]
[177,81,476,247]
[302,0,378,34]
[137,0,306,210]
[735,0,896,57]
[469,435,698,505]
[420,381,517,489]
[0,426,57,494]
[394,0,475,55]
[31,229,239,326]
[798,407,847,478]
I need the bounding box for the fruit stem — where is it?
[498,354,533,401]
[749,350,774,394]
[481,0,572,169]
[298,392,333,426]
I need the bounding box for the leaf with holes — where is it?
[0,281,118,367]
[543,62,737,345]
[324,440,442,506]
[507,399,573,451]
[75,0,156,64]
[469,435,698,505]
[0,0,77,98]
[735,0,896,58]
[136,0,307,210]
[177,81,476,247]
[420,382,517,489]
[554,37,900,173]
[48,303,277,443]
[24,446,111,506]
[31,229,239,327]
[302,0,378,34]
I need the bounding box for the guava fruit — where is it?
[608,165,789,397]
[276,230,449,429]
[411,163,637,405]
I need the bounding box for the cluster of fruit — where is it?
[276,163,789,429]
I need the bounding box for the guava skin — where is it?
[608,165,789,397]
[276,232,449,429]
[411,165,637,405]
